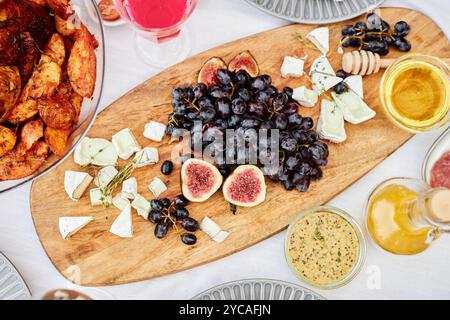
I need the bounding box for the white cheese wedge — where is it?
[74,137,118,167]
[309,55,335,76]
[94,166,118,188]
[200,216,229,243]
[143,121,166,142]
[89,188,111,206]
[213,230,230,243]
[131,194,151,219]
[59,216,93,239]
[134,147,159,168]
[110,204,133,238]
[122,177,138,199]
[112,128,141,160]
[306,27,329,54]
[64,171,93,201]
[343,75,364,98]
[317,99,347,143]
[312,73,343,95]
[280,56,304,78]
[112,194,130,211]
[292,86,319,108]
[331,91,376,125]
[74,137,92,167]
[148,177,167,198]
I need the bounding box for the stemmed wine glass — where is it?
[114,0,197,68]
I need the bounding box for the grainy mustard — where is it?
[287,211,359,286]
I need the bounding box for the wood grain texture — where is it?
[30,8,450,286]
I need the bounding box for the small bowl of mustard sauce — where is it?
[285,206,366,289]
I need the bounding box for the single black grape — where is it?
[256,90,271,103]
[231,98,247,114]
[148,210,163,224]
[306,130,318,143]
[228,114,242,128]
[292,130,308,144]
[218,164,232,178]
[216,69,232,85]
[215,98,232,118]
[336,69,348,79]
[310,166,323,180]
[181,233,197,245]
[209,85,229,99]
[394,37,411,52]
[280,137,297,152]
[282,102,299,115]
[277,164,289,181]
[150,199,164,211]
[367,12,382,29]
[285,155,300,171]
[295,176,310,192]
[155,222,169,239]
[288,113,303,128]
[173,207,189,219]
[248,101,266,117]
[181,217,199,232]
[241,118,260,129]
[234,70,250,87]
[273,93,288,108]
[261,74,272,87]
[354,21,367,33]
[283,178,295,191]
[275,114,288,130]
[236,88,251,102]
[342,25,356,36]
[161,160,174,175]
[160,198,171,208]
[341,36,361,48]
[394,21,410,38]
[198,96,214,109]
[364,39,389,55]
[380,20,390,32]
[172,87,185,100]
[299,117,314,131]
[193,83,207,99]
[334,82,348,94]
[174,194,189,207]
[251,76,267,91]
[297,162,312,176]
[266,85,278,97]
[200,107,216,122]
[283,86,294,98]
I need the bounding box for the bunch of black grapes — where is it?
[166,68,329,193]
[341,12,411,55]
[148,195,199,245]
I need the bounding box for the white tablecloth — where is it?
[1,0,449,300]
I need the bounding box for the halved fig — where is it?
[181,158,223,202]
[198,57,227,88]
[223,165,266,207]
[228,51,259,77]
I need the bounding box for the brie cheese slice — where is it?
[306,27,329,54]
[280,56,304,78]
[317,99,347,143]
[74,137,92,167]
[122,177,138,199]
[148,177,167,198]
[200,216,229,243]
[343,75,364,98]
[112,194,130,211]
[110,204,133,238]
[112,128,141,160]
[94,166,118,188]
[64,171,93,201]
[75,138,118,167]
[131,194,151,219]
[292,86,319,108]
[332,91,376,124]
[143,121,167,142]
[59,216,93,239]
[134,147,159,168]
[213,230,230,243]
[89,188,111,206]
[312,73,343,95]
[309,55,335,76]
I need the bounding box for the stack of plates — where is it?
[245,0,385,24]
[0,252,31,300]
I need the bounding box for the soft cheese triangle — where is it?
[312,73,343,95]
[331,91,376,124]
[292,86,318,107]
[309,55,335,76]
[64,171,93,201]
[59,216,93,239]
[306,27,329,54]
[110,204,133,238]
[317,99,347,143]
[112,128,141,160]
[131,194,151,219]
[74,137,118,167]
[343,75,364,98]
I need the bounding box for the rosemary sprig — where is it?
[293,32,321,52]
[100,159,138,208]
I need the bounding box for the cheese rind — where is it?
[74,137,118,167]
[143,121,166,142]
[59,216,93,239]
[74,137,92,167]
[213,230,230,243]
[110,204,133,238]
[331,91,376,124]
[317,99,347,143]
[112,128,141,160]
[134,147,159,168]
[280,56,304,78]
[131,194,151,219]
[200,216,229,243]
[148,177,167,198]
[292,86,319,108]
[64,171,93,201]
[306,27,329,54]
[122,177,138,200]
[94,166,118,188]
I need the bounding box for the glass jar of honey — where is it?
[365,177,450,255]
[380,54,450,133]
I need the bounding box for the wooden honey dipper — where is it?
[342,50,450,76]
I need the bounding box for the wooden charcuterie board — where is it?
[30,8,450,286]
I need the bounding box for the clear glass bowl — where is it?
[379,54,450,133]
[0,0,105,194]
[284,205,367,290]
[421,127,450,185]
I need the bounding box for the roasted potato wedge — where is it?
[43,33,66,66]
[6,99,38,124]
[44,126,70,157]
[38,94,75,129]
[21,57,61,100]
[55,14,79,37]
[0,66,21,123]
[18,32,41,86]
[21,119,44,150]
[0,125,17,157]
[46,0,73,20]
[68,26,96,98]
[69,91,83,124]
[0,140,49,181]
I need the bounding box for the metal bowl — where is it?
[0,0,105,193]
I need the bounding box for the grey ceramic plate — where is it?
[192,278,325,300]
[0,252,31,300]
[245,0,385,24]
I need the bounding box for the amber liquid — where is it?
[385,61,449,130]
[367,184,438,255]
